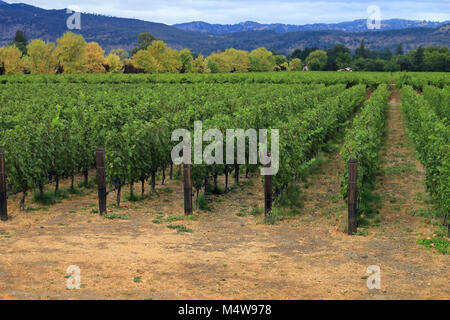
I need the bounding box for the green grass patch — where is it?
[356,229,370,236]
[160,187,173,194]
[108,203,125,211]
[411,207,441,219]
[165,215,184,223]
[417,238,449,254]
[211,185,226,195]
[276,185,304,209]
[68,187,83,195]
[77,178,96,190]
[133,276,142,283]
[167,224,192,233]
[26,206,41,212]
[264,207,285,225]
[198,193,211,211]
[382,164,418,176]
[126,192,140,202]
[249,206,264,216]
[186,215,198,221]
[32,190,56,206]
[103,213,130,220]
[54,188,70,200]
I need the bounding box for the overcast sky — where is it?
[5,0,450,25]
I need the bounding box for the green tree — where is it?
[379,48,393,60]
[396,55,413,71]
[138,32,157,50]
[326,44,351,70]
[423,46,449,72]
[130,32,158,56]
[288,47,319,61]
[12,30,27,55]
[395,43,404,55]
[305,50,328,71]
[207,59,219,73]
[384,58,400,72]
[336,52,352,69]
[354,40,370,59]
[179,49,193,73]
[273,54,287,67]
[412,46,425,71]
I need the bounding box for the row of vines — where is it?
[0,77,364,210]
[0,72,447,218]
[401,85,449,220]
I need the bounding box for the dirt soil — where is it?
[0,91,448,300]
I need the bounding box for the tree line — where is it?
[0,30,448,75]
[289,41,450,72]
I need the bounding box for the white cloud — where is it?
[4,0,449,24]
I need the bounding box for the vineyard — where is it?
[0,71,448,300]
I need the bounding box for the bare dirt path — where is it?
[0,91,448,300]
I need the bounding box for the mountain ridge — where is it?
[173,19,449,34]
[0,1,449,55]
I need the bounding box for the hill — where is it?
[0,1,448,55]
[173,19,449,34]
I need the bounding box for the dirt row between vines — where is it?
[0,90,448,300]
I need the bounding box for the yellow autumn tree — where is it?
[0,45,24,74]
[248,47,275,72]
[27,39,58,74]
[192,54,208,73]
[132,49,159,73]
[147,40,181,73]
[289,58,302,71]
[109,48,129,61]
[105,53,123,73]
[208,48,249,73]
[84,42,106,73]
[20,55,32,74]
[55,32,87,73]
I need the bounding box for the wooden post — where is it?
[183,163,193,216]
[96,148,107,216]
[0,149,7,221]
[264,153,273,216]
[348,159,358,235]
